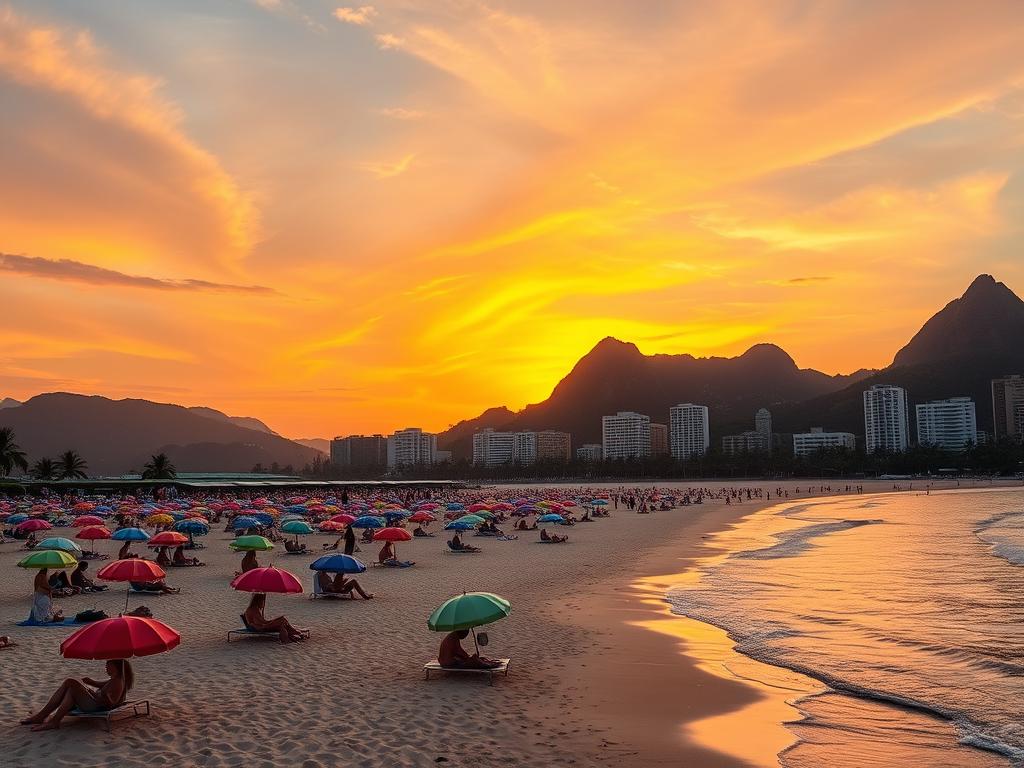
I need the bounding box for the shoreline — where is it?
[531,479,1022,767]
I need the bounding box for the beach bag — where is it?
[74,609,108,623]
[477,632,489,647]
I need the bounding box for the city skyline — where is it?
[3,2,1024,437]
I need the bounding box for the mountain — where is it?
[186,406,277,435]
[438,341,870,457]
[0,393,319,475]
[295,438,330,455]
[0,397,21,410]
[772,274,1024,436]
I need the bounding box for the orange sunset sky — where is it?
[1,1,1023,438]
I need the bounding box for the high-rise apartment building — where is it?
[916,397,977,451]
[576,443,603,462]
[863,384,909,453]
[793,428,856,456]
[386,428,437,468]
[472,428,515,466]
[755,408,773,453]
[534,431,572,462]
[722,408,772,456]
[330,434,387,467]
[602,412,651,460]
[474,429,572,465]
[992,375,1024,441]
[669,404,710,459]
[649,423,669,456]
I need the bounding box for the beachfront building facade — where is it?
[722,407,772,456]
[472,428,515,467]
[756,408,773,453]
[535,430,572,462]
[386,428,437,468]
[863,384,909,453]
[992,375,1024,441]
[916,397,978,451]
[576,443,603,462]
[669,403,710,460]
[602,412,651,460]
[330,434,387,467]
[650,423,669,456]
[793,428,856,456]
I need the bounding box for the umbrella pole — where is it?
[125,584,130,614]
[472,627,479,655]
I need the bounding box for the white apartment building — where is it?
[472,428,515,467]
[793,428,856,456]
[755,407,773,453]
[669,403,710,460]
[863,384,909,453]
[576,443,602,462]
[386,428,437,467]
[916,397,977,451]
[602,412,651,460]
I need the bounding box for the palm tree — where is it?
[0,427,29,477]
[31,457,56,480]
[56,450,88,480]
[142,453,176,480]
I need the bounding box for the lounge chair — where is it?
[227,614,309,642]
[311,577,350,600]
[68,699,150,731]
[423,658,511,686]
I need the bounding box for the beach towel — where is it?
[17,617,80,627]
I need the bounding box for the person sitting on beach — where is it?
[22,532,38,549]
[48,570,81,597]
[514,518,536,531]
[21,659,133,731]
[70,561,107,592]
[449,533,480,553]
[438,629,500,670]
[316,570,373,599]
[360,529,375,544]
[243,593,306,644]
[580,510,592,522]
[117,541,139,560]
[31,569,63,624]
[239,550,259,573]
[0,635,14,648]
[412,525,433,538]
[323,536,343,551]
[171,545,203,567]
[540,528,567,543]
[377,540,414,567]
[154,546,171,567]
[284,539,306,554]
[130,579,180,595]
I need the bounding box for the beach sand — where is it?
[0,479,997,767]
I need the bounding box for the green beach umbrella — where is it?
[456,514,486,525]
[17,549,78,569]
[428,592,511,632]
[230,535,275,552]
[280,520,313,535]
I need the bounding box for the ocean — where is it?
[668,487,1024,767]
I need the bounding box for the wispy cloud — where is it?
[334,6,378,26]
[359,153,415,179]
[375,33,404,50]
[0,253,276,294]
[376,107,425,120]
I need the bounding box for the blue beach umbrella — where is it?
[351,515,385,529]
[232,516,260,530]
[444,520,476,531]
[7,513,29,525]
[112,527,151,542]
[445,503,465,511]
[309,554,366,574]
[537,513,565,524]
[36,537,83,557]
[281,520,313,535]
[174,520,209,535]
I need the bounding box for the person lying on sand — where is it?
[540,528,567,543]
[243,593,307,643]
[130,579,180,595]
[70,562,106,592]
[323,536,343,550]
[171,546,203,566]
[316,570,373,599]
[412,525,434,537]
[438,629,500,669]
[21,659,132,731]
[284,539,307,554]
[449,533,480,553]
[514,519,537,531]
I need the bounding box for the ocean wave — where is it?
[731,519,880,560]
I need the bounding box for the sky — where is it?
[1,1,1023,438]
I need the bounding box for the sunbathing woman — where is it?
[21,659,132,731]
[70,562,107,592]
[240,550,259,573]
[130,579,180,595]
[154,546,171,567]
[316,570,373,599]
[377,541,414,567]
[243,593,306,643]
[449,533,480,553]
[438,629,500,669]
[284,539,307,554]
[514,519,537,531]
[540,528,568,543]
[412,525,433,538]
[171,545,203,566]
[117,541,138,560]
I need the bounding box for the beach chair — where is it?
[423,659,511,686]
[228,615,309,642]
[68,700,150,731]
[311,577,349,600]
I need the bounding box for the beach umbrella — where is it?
[468,503,490,513]
[6,512,29,524]
[408,511,435,523]
[61,616,181,660]
[329,513,356,525]
[456,514,485,525]
[537,513,565,525]
[351,515,385,529]
[73,515,105,527]
[281,520,313,535]
[16,519,52,533]
[309,554,366,574]
[148,531,188,548]
[231,516,260,530]
[318,520,346,532]
[112,527,151,542]
[76,525,112,540]
[145,514,175,527]
[373,526,412,559]
[445,503,464,511]
[428,592,511,654]
[230,566,303,594]
[18,549,78,570]
[174,519,208,535]
[98,558,168,613]
[229,535,274,552]
[444,520,476,531]
[591,499,608,506]
[36,537,83,557]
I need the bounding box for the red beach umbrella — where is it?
[73,515,105,527]
[373,527,412,542]
[318,520,345,532]
[17,519,52,533]
[230,566,302,594]
[98,558,168,612]
[76,525,112,540]
[329,513,357,525]
[147,531,188,548]
[61,616,181,660]
[408,511,435,523]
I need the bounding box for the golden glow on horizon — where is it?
[1,2,1024,436]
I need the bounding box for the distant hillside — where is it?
[295,438,330,455]
[187,406,278,435]
[0,393,319,475]
[0,397,21,410]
